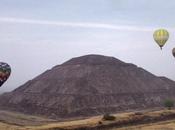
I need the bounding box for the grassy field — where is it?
[0,110,56,126]
[0,122,24,130]
[0,110,56,130]
[2,119,175,130]
[1,109,175,130]
[115,120,175,130]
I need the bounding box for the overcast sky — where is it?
[0,0,175,92]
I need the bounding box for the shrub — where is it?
[134,112,143,115]
[102,113,116,121]
[98,121,102,125]
[164,99,174,110]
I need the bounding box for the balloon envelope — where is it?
[153,29,169,49]
[173,48,175,58]
[0,62,11,87]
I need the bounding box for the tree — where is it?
[164,99,174,110]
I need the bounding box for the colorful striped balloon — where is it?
[0,62,11,87]
[153,29,169,50]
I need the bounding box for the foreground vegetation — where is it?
[2,109,175,130]
[116,120,175,130]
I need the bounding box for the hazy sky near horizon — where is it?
[0,0,175,92]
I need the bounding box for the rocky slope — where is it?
[0,54,175,119]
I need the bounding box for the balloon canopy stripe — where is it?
[0,62,11,87]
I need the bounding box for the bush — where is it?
[134,112,143,115]
[98,121,102,125]
[102,113,116,121]
[164,99,174,110]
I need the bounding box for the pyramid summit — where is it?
[62,54,125,65]
[0,54,175,119]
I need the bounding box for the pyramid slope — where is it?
[0,54,175,119]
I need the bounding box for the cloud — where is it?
[0,17,159,32]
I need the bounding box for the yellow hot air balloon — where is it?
[153,29,169,50]
[172,48,175,58]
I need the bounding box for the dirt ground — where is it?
[1,109,175,130]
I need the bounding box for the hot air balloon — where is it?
[172,48,175,58]
[153,29,169,50]
[0,62,11,87]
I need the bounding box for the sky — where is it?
[0,0,175,93]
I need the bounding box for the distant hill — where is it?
[0,54,175,119]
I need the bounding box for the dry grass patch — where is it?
[1,109,175,130]
[0,110,56,126]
